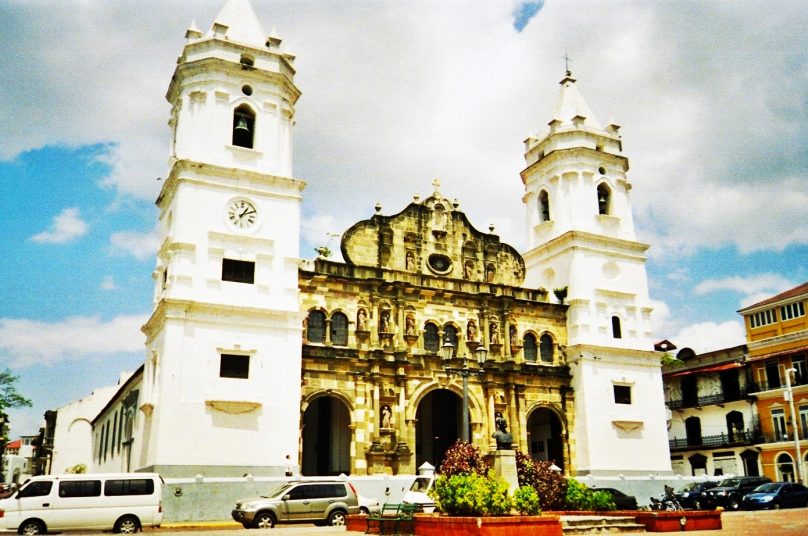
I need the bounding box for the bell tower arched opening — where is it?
[232,104,256,148]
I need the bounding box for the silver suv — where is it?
[231,481,360,529]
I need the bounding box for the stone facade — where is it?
[299,188,573,475]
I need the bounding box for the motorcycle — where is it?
[649,485,684,511]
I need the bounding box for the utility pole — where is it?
[785,368,802,484]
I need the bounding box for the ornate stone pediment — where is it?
[341,186,525,286]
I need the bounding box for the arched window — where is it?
[443,324,458,357]
[306,310,325,343]
[611,316,622,339]
[597,184,611,215]
[523,333,537,362]
[232,104,256,148]
[685,416,702,447]
[424,322,439,354]
[538,190,550,222]
[540,334,554,363]
[330,312,348,346]
[777,453,795,482]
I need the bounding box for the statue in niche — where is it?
[433,204,447,231]
[357,308,368,331]
[405,314,416,336]
[379,310,391,333]
[486,265,495,283]
[489,320,500,344]
[464,261,474,280]
[509,325,517,344]
[492,412,513,450]
[381,405,392,429]
[467,320,478,342]
[406,251,415,271]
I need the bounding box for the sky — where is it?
[1,0,807,439]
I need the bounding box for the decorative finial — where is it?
[563,51,572,76]
[374,202,382,213]
[489,223,495,233]
[452,198,460,209]
[413,191,420,202]
[431,178,441,196]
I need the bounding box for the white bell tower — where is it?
[137,0,304,477]
[522,72,672,477]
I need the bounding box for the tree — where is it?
[0,369,32,413]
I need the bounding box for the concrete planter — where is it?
[633,511,722,532]
[348,513,563,536]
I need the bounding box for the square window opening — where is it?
[614,384,632,405]
[220,353,250,379]
[222,258,255,284]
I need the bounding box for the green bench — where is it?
[366,503,417,535]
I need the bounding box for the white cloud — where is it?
[670,320,746,355]
[101,275,117,290]
[110,229,159,261]
[2,1,807,258]
[694,274,796,308]
[0,315,146,368]
[30,207,88,244]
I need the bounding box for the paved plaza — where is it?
[145,508,808,535]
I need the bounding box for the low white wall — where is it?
[161,474,418,522]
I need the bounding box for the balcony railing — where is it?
[669,429,759,451]
[666,388,750,410]
[749,374,808,393]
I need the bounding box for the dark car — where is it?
[702,476,771,510]
[676,481,719,509]
[741,482,808,510]
[594,488,638,510]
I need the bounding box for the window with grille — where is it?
[307,311,325,343]
[330,313,348,346]
[523,333,537,362]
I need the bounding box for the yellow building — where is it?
[298,186,573,476]
[739,281,808,481]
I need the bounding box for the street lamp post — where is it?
[785,367,803,484]
[442,341,488,443]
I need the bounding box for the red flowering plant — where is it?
[438,440,489,477]
[515,451,568,511]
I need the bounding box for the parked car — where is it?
[0,473,163,535]
[702,476,771,510]
[593,488,638,510]
[676,481,719,509]
[741,482,808,510]
[358,494,381,515]
[231,480,360,529]
[402,475,436,513]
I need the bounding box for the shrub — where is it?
[515,451,567,510]
[430,472,513,516]
[439,440,489,478]
[565,478,616,511]
[513,485,542,515]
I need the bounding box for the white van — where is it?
[0,473,163,535]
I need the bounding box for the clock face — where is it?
[226,199,258,229]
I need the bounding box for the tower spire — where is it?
[210,0,267,48]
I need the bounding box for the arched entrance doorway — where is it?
[301,395,351,476]
[526,407,565,472]
[415,389,462,470]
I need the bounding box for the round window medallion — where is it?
[427,253,452,275]
[242,85,253,96]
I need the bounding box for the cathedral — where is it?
[83,0,672,480]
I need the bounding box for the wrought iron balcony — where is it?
[666,388,750,410]
[669,429,760,451]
